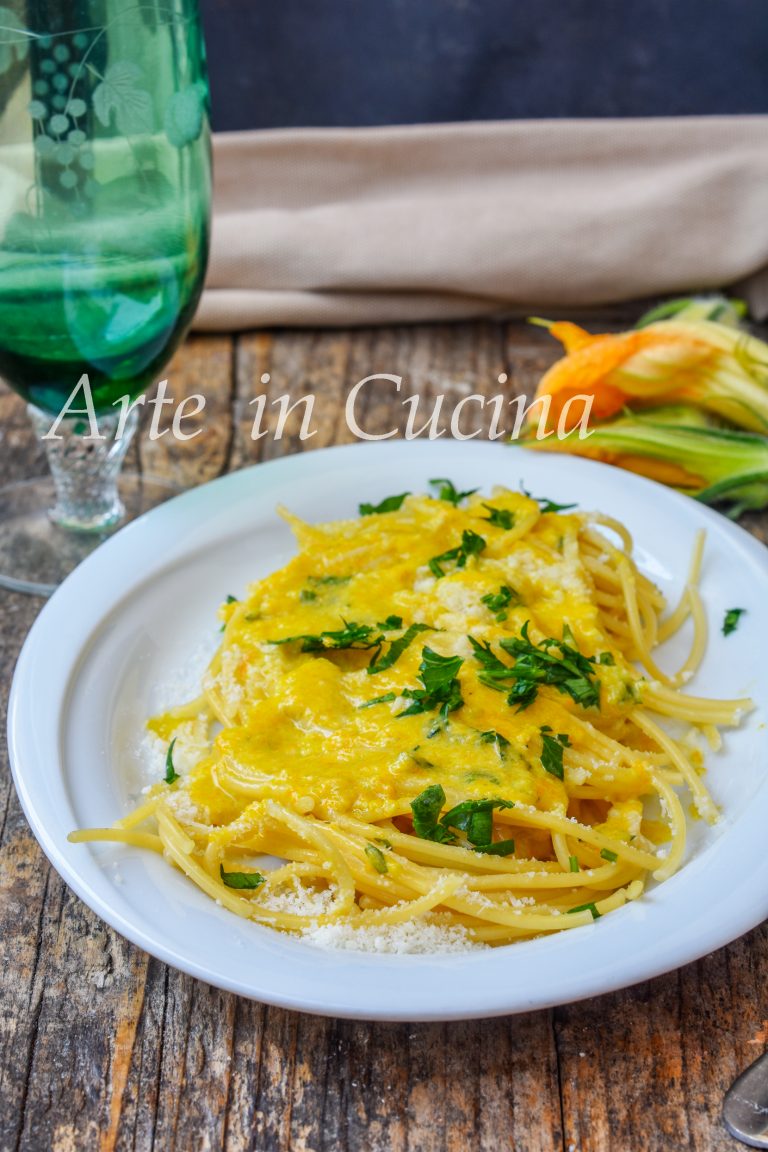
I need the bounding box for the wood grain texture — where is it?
[1,319,767,1152]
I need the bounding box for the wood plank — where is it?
[551,923,768,1152]
[0,588,50,1152]
[232,323,521,464]
[137,335,235,487]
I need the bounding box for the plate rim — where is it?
[9,440,768,1021]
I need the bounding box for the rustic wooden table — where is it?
[2,317,766,1152]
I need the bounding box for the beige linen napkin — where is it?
[194,117,768,329]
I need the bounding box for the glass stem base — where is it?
[29,404,140,533]
[0,475,181,596]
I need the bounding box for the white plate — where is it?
[8,441,768,1021]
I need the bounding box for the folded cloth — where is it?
[194,117,768,329]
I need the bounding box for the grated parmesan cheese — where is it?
[260,879,337,917]
[302,917,486,954]
[205,644,245,710]
[166,790,201,822]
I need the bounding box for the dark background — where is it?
[200,0,768,131]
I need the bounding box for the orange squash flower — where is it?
[530,317,768,435]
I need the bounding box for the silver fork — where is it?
[724,1051,768,1148]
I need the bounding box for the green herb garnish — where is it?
[410,784,456,843]
[469,635,539,711]
[441,797,515,847]
[364,843,389,873]
[219,865,266,890]
[220,594,241,630]
[359,493,410,516]
[569,855,580,873]
[470,624,600,712]
[723,607,746,636]
[398,647,465,720]
[368,622,432,675]
[597,651,615,665]
[568,901,601,920]
[473,839,516,856]
[164,738,179,784]
[479,730,511,758]
[539,728,570,780]
[271,619,382,653]
[429,478,479,506]
[475,621,601,711]
[600,848,618,863]
[409,785,515,853]
[429,529,487,578]
[521,485,577,514]
[482,504,515,530]
[379,614,403,630]
[359,692,397,709]
[299,574,351,601]
[481,584,521,621]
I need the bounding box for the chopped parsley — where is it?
[359,692,397,709]
[441,797,515,850]
[521,485,577,514]
[502,624,601,709]
[429,478,479,506]
[722,607,746,636]
[600,848,618,863]
[464,770,501,784]
[481,584,521,622]
[409,784,515,854]
[597,651,615,665]
[568,901,601,920]
[569,855,580,873]
[379,614,403,630]
[271,620,382,653]
[220,593,240,630]
[310,575,351,586]
[368,622,432,675]
[473,839,516,856]
[410,784,456,843]
[479,730,511,759]
[482,504,515,530]
[469,635,536,707]
[164,738,179,784]
[469,622,601,712]
[299,574,351,601]
[364,843,389,873]
[398,647,465,721]
[359,492,410,516]
[620,680,641,704]
[539,728,570,780]
[469,624,600,712]
[429,529,487,578]
[219,865,265,890]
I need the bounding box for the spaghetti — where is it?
[69,484,751,949]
